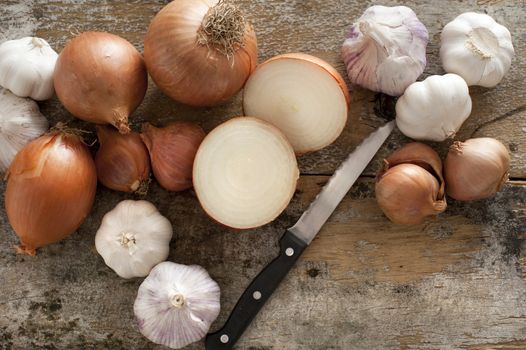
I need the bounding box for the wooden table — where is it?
[1,1,525,349]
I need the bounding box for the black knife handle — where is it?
[205,230,308,350]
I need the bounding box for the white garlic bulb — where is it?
[440,12,514,88]
[0,37,58,101]
[341,5,428,96]
[395,74,472,142]
[0,88,48,172]
[134,262,221,349]
[95,200,173,279]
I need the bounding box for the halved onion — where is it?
[243,53,350,154]
[193,117,299,229]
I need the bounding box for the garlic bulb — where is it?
[95,200,173,279]
[0,37,58,100]
[134,262,220,349]
[376,143,446,225]
[444,138,510,201]
[341,5,428,96]
[440,12,514,87]
[0,88,48,172]
[395,74,472,141]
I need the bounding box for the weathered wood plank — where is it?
[0,178,525,349]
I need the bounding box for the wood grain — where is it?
[0,0,525,349]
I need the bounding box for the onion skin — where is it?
[376,163,446,225]
[444,138,510,201]
[54,32,147,133]
[144,0,258,107]
[5,132,97,255]
[376,143,446,225]
[95,126,150,193]
[141,122,206,191]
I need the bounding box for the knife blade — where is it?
[205,121,396,350]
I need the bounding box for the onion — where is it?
[5,130,97,255]
[54,32,148,133]
[375,143,446,225]
[193,117,299,229]
[444,138,510,201]
[243,53,350,154]
[95,126,150,194]
[144,0,258,107]
[141,122,205,192]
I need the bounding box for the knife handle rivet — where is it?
[220,334,229,343]
[285,247,294,257]
[253,291,262,300]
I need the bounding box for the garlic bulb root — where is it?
[134,262,220,349]
[444,138,510,201]
[375,142,446,225]
[440,12,514,87]
[341,5,428,96]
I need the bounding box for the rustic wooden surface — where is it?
[1,0,525,349]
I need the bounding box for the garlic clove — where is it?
[134,262,220,349]
[95,200,173,279]
[444,138,510,201]
[376,163,447,225]
[342,5,428,96]
[0,88,49,172]
[0,37,58,101]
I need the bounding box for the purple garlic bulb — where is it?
[342,5,429,96]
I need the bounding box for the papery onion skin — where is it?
[444,138,510,201]
[376,163,446,225]
[95,126,150,193]
[141,122,205,192]
[5,131,97,255]
[144,0,258,107]
[54,32,147,133]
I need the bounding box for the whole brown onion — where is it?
[5,130,97,255]
[54,32,147,133]
[144,0,258,107]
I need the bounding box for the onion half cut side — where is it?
[193,117,299,229]
[243,53,350,155]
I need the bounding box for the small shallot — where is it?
[376,143,446,225]
[54,32,147,133]
[444,138,510,201]
[5,129,97,255]
[141,122,205,192]
[95,126,150,193]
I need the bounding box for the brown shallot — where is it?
[95,126,150,194]
[141,122,205,192]
[444,138,510,201]
[375,143,446,225]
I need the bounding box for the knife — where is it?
[205,120,396,350]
